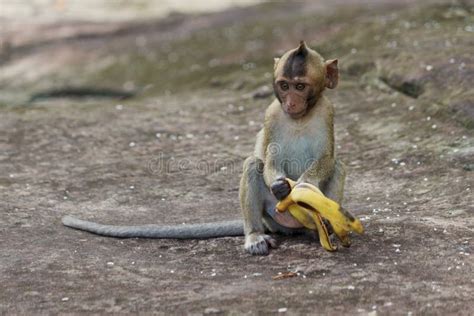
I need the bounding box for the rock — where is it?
[344,60,375,76]
[231,80,246,90]
[252,85,272,99]
[463,164,474,171]
[204,307,220,314]
[451,100,474,129]
[379,75,424,98]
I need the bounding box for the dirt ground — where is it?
[0,0,473,314]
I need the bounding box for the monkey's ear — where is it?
[325,59,339,89]
[274,57,280,70]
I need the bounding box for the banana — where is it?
[284,203,336,251]
[313,212,337,251]
[275,179,363,250]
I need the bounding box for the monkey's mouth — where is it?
[287,109,306,119]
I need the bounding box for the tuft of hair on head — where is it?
[296,40,308,56]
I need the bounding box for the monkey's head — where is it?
[273,41,339,119]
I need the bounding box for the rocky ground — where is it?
[0,0,473,314]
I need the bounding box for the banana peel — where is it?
[275,179,364,251]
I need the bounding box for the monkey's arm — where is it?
[297,151,335,189]
[261,126,288,191]
[263,149,295,202]
[263,157,286,188]
[62,216,244,238]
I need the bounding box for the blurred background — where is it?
[1,0,472,119]
[1,0,262,21]
[1,0,473,314]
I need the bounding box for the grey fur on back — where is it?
[62,216,244,239]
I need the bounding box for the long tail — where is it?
[62,216,244,239]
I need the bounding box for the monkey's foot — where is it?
[245,233,277,256]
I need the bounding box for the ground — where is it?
[0,0,473,314]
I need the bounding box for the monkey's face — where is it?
[274,78,316,119]
[273,41,339,119]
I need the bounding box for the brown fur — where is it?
[239,41,345,255]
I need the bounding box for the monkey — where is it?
[62,41,345,256]
[239,41,344,255]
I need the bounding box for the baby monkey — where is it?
[239,41,344,255]
[62,41,345,256]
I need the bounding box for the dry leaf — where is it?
[272,272,297,280]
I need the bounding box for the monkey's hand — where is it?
[270,177,294,201]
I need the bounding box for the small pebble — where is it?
[204,307,220,314]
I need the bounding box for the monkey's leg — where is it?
[239,156,277,255]
[323,159,346,204]
[321,159,352,246]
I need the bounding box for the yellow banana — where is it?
[284,203,336,251]
[313,212,337,251]
[275,179,363,250]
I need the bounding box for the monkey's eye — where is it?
[280,82,289,91]
[295,83,306,91]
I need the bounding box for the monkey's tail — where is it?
[61,216,244,239]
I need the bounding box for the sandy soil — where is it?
[0,0,473,314]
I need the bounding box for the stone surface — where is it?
[0,0,473,314]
